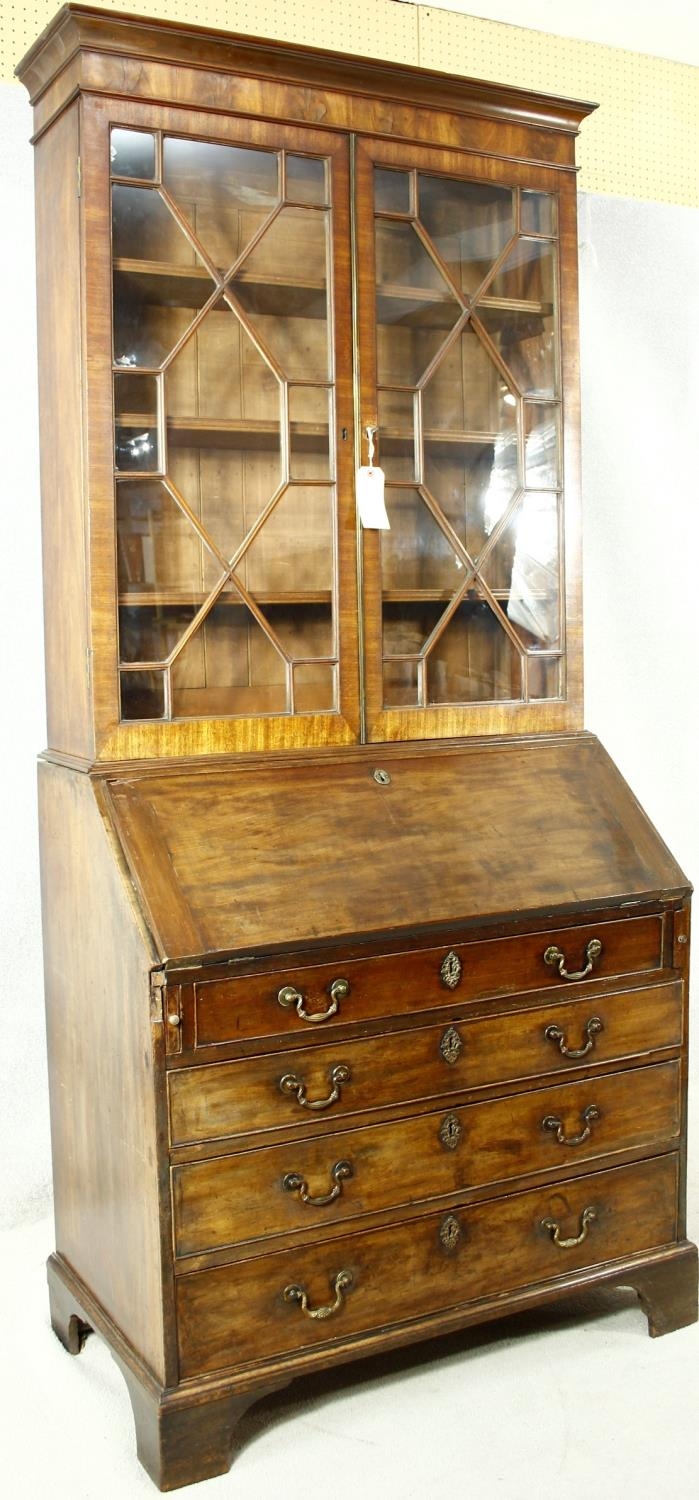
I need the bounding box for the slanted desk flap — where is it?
[102,734,688,965]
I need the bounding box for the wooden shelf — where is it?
[382,428,499,454]
[376,280,553,330]
[116,413,330,452]
[113,258,327,317]
[119,590,333,607]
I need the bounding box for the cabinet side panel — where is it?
[38,760,166,1381]
[34,104,93,759]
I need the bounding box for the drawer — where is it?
[188,914,665,1049]
[169,979,683,1147]
[176,1152,679,1378]
[172,1059,680,1257]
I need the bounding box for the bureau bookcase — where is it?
[19,6,697,1491]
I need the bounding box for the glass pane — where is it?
[120,670,165,720]
[114,374,159,472]
[110,129,155,180]
[163,138,280,274]
[525,402,559,488]
[170,600,288,718]
[381,490,464,593]
[294,662,336,711]
[374,168,412,215]
[233,207,330,380]
[261,603,334,659]
[379,390,416,481]
[289,386,332,480]
[242,486,334,594]
[528,656,562,699]
[112,185,215,367]
[426,601,522,703]
[521,191,556,237]
[116,479,224,599]
[382,602,440,658]
[418,175,514,296]
[375,220,462,386]
[480,492,560,649]
[422,324,519,557]
[119,603,198,664]
[286,155,328,206]
[165,307,282,579]
[477,238,557,397]
[383,658,420,707]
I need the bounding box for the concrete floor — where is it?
[2,1209,698,1500]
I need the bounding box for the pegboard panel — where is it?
[4,1,698,206]
[418,6,698,207]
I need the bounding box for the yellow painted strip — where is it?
[4,1,698,206]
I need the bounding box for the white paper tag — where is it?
[356,466,390,530]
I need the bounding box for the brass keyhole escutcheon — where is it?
[372,768,391,785]
[439,1112,462,1150]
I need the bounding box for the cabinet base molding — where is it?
[47,1241,698,1491]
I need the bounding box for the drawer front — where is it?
[169,980,682,1147]
[172,1060,680,1257]
[191,915,664,1049]
[176,1152,679,1377]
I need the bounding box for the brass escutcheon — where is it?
[439,1026,464,1066]
[439,1214,462,1253]
[373,768,391,785]
[440,950,462,989]
[439,1112,462,1150]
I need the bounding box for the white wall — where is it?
[1,78,697,1228]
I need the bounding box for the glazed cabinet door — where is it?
[354,138,583,742]
[83,98,360,759]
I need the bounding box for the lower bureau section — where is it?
[176,1152,678,1379]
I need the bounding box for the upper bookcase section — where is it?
[19,7,596,764]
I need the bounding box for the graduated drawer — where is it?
[189,914,665,1048]
[176,1152,678,1377]
[171,1059,680,1257]
[169,979,682,1147]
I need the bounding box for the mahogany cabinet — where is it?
[18,6,696,1491]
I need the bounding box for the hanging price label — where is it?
[356,466,390,530]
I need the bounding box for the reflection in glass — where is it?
[477,238,557,397]
[426,601,522,703]
[163,138,279,272]
[418,175,514,295]
[480,491,560,649]
[286,155,328,206]
[528,657,562,699]
[120,670,166,720]
[114,374,159,472]
[111,129,156,180]
[524,403,559,488]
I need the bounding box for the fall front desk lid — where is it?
[103,732,688,965]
